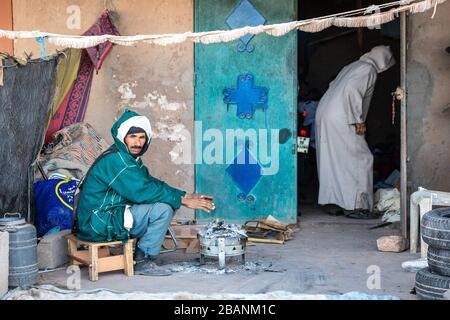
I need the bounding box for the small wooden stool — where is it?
[67,234,135,281]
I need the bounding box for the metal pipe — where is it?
[160,227,178,254]
[37,162,48,180]
[400,12,408,239]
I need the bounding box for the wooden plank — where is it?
[123,241,134,277]
[89,246,99,281]
[165,235,197,239]
[66,234,126,247]
[68,248,110,265]
[185,239,200,254]
[170,225,203,238]
[163,238,199,250]
[247,237,284,245]
[164,238,186,249]
[97,255,125,273]
[68,254,90,266]
[67,238,81,266]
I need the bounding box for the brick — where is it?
[0,231,8,297]
[377,235,409,252]
[37,230,71,269]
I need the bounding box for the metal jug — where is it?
[0,213,38,287]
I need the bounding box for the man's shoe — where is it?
[147,254,166,266]
[134,248,165,265]
[134,258,172,277]
[134,247,146,264]
[343,209,380,219]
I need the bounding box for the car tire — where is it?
[421,208,450,249]
[415,267,450,300]
[428,246,450,277]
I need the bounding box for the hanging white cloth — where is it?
[0,0,446,49]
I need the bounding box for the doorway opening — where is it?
[296,0,402,216]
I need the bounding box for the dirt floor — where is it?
[33,205,420,300]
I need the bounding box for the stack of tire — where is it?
[415,208,450,300]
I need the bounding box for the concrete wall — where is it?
[9,0,450,218]
[0,0,13,54]
[12,0,195,218]
[407,2,450,194]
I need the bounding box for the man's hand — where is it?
[181,194,215,213]
[355,123,366,135]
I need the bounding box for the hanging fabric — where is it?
[0,56,58,215]
[45,48,82,128]
[45,50,94,143]
[45,10,120,143]
[83,10,120,72]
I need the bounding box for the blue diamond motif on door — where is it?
[226,145,262,195]
[226,0,266,52]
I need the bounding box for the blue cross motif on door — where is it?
[223,73,269,119]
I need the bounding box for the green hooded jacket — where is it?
[76,110,186,242]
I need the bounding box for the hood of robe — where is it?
[111,109,153,156]
[359,45,395,73]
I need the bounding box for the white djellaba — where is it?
[315,45,395,211]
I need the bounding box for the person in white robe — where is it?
[315,45,396,212]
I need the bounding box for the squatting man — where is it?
[75,110,215,276]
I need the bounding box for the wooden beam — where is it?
[185,239,200,254]
[247,237,285,245]
[66,234,128,247]
[123,240,134,277]
[89,246,99,281]
[97,255,126,273]
[68,247,110,265]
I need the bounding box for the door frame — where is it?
[400,12,408,239]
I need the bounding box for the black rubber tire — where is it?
[415,267,450,300]
[421,207,450,249]
[428,246,450,277]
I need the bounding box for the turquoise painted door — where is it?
[195,0,297,224]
